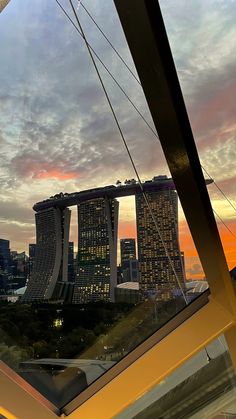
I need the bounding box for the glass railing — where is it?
[116,335,236,419]
[0,0,224,410]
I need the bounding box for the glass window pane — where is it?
[116,335,236,419]
[0,0,220,409]
[159,0,236,271]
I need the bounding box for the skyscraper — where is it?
[73,197,119,303]
[23,207,71,302]
[0,238,10,273]
[120,238,136,265]
[68,241,75,283]
[135,186,185,300]
[120,238,138,282]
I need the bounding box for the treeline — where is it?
[0,301,133,368]
[0,297,186,371]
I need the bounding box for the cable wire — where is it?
[56,0,236,238]
[213,209,236,240]
[55,0,157,138]
[67,0,187,303]
[78,0,236,225]
[78,2,236,220]
[79,1,141,85]
[56,0,235,282]
[201,165,236,213]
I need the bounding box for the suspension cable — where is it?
[55,0,157,138]
[201,165,236,213]
[56,0,236,244]
[56,0,236,292]
[67,0,187,303]
[80,1,141,85]
[77,0,236,224]
[213,209,236,240]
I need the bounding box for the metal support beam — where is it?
[63,291,208,415]
[113,0,236,315]
[225,326,236,373]
[66,300,234,418]
[2,3,236,419]
[0,362,59,419]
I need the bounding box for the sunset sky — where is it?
[0,0,235,279]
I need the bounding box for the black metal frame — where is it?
[113,0,230,301]
[1,1,232,416]
[63,0,232,413]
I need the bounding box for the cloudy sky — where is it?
[0,0,235,279]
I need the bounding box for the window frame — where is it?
[1,1,236,417]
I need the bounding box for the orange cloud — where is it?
[179,219,236,277]
[217,219,236,270]
[33,169,80,180]
[192,82,236,136]
[117,218,236,279]
[215,175,236,196]
[118,220,137,240]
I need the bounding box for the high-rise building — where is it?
[120,238,138,282]
[8,251,27,290]
[135,185,185,300]
[22,207,71,302]
[0,239,10,273]
[120,238,136,265]
[73,197,119,304]
[68,241,75,283]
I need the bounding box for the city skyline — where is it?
[0,0,235,280]
[18,177,186,303]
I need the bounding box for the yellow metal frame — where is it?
[66,297,236,418]
[1,291,236,418]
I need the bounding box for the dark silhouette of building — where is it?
[120,239,139,282]
[23,207,71,302]
[120,238,136,264]
[115,282,141,304]
[0,238,10,273]
[29,244,37,276]
[73,198,119,303]
[8,251,27,291]
[68,241,75,283]
[135,179,185,300]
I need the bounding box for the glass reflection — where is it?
[159,0,236,272]
[0,0,215,409]
[116,336,236,419]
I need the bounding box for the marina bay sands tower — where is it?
[136,185,185,300]
[22,207,71,302]
[23,176,196,303]
[72,197,119,304]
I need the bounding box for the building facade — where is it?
[115,282,141,305]
[135,187,185,300]
[73,197,119,303]
[120,238,136,265]
[22,207,71,302]
[120,238,138,282]
[29,244,37,276]
[0,238,10,273]
[68,241,75,283]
